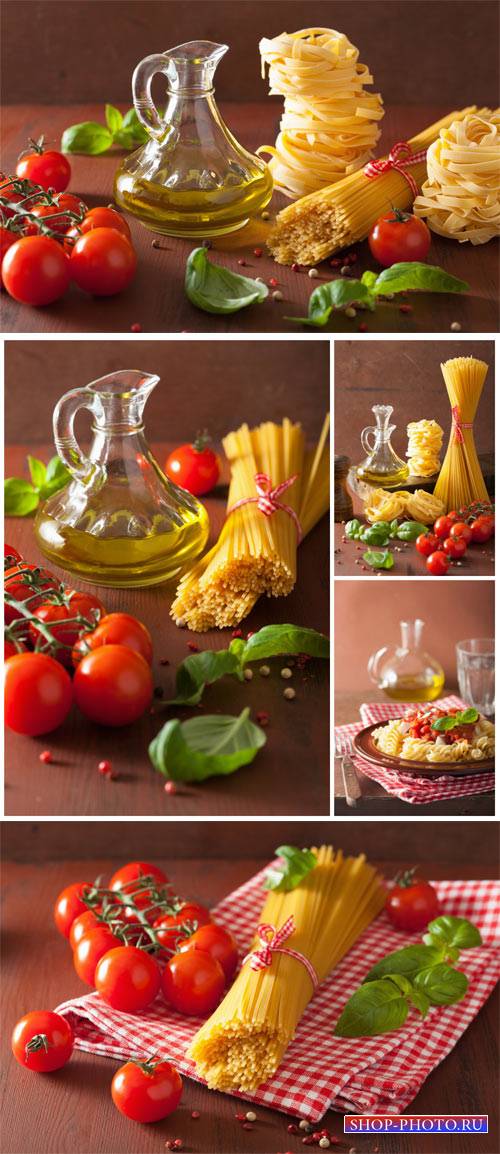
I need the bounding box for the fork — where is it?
[334,729,362,807]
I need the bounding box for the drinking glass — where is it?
[456,638,495,716]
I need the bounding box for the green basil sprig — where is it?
[5,455,70,516]
[335,914,482,1038]
[363,549,394,570]
[148,707,266,783]
[185,247,269,314]
[396,520,429,541]
[432,709,479,733]
[168,624,329,706]
[288,263,469,328]
[61,105,148,155]
[263,846,317,892]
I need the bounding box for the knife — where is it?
[341,755,361,807]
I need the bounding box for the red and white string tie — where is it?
[227,472,302,542]
[364,141,428,198]
[451,405,473,445]
[243,916,319,989]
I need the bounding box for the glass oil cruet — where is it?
[114,41,273,237]
[368,619,445,702]
[34,371,209,588]
[356,404,409,485]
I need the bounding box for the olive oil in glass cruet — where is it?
[114,41,273,237]
[368,619,445,702]
[34,370,209,588]
[356,404,409,486]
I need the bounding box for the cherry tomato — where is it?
[74,613,153,668]
[385,873,441,931]
[95,946,161,1012]
[55,192,87,218]
[12,1010,74,1072]
[5,652,73,736]
[112,1058,182,1123]
[2,235,70,305]
[70,228,136,296]
[109,861,168,893]
[4,640,26,660]
[415,532,440,557]
[443,535,467,559]
[470,515,494,543]
[153,903,212,950]
[450,521,473,545]
[426,550,450,576]
[69,909,102,950]
[54,881,91,938]
[16,146,71,193]
[28,203,76,237]
[1,226,17,281]
[4,543,22,567]
[29,602,80,665]
[179,923,238,982]
[74,926,122,986]
[368,210,431,267]
[162,949,225,1016]
[65,589,106,622]
[165,436,221,497]
[73,645,153,726]
[79,206,131,239]
[433,516,454,540]
[4,561,58,625]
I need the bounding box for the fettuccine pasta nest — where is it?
[414,109,500,244]
[364,487,445,525]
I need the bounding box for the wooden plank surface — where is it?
[1,853,498,1154]
[1,104,498,335]
[334,523,495,577]
[4,444,329,818]
[334,691,495,815]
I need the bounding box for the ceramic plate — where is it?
[353,722,495,778]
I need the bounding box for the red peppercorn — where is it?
[329,258,341,267]
[399,303,413,313]
[232,628,243,638]
[256,711,270,726]
[291,262,301,272]
[98,759,113,777]
[39,750,53,764]
[253,247,263,257]
[243,1123,254,1131]
[235,1112,246,1121]
[164,781,177,794]
[187,642,199,652]
[246,631,255,638]
[358,323,368,332]
[288,1124,299,1134]
[159,658,170,666]
[237,258,246,266]
[269,276,278,286]
[191,1110,200,1119]
[130,322,142,332]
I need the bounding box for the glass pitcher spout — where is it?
[114,40,273,237]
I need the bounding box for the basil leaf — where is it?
[263,845,317,892]
[389,519,400,537]
[414,963,468,1005]
[364,944,444,984]
[27,455,46,490]
[456,708,479,725]
[185,247,268,314]
[396,521,429,542]
[361,269,378,291]
[45,455,69,485]
[169,649,242,706]
[288,278,372,328]
[61,122,114,155]
[335,978,410,1038]
[432,715,459,732]
[122,107,150,143]
[4,478,39,516]
[149,707,266,782]
[363,548,394,570]
[105,104,123,134]
[408,985,431,1018]
[113,129,139,150]
[423,915,482,951]
[242,624,329,665]
[374,262,469,296]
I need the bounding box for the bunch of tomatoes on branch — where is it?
[4,546,154,736]
[12,860,238,1124]
[1,138,136,305]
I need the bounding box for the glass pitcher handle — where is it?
[132,54,169,139]
[360,426,376,454]
[367,646,388,685]
[53,389,99,483]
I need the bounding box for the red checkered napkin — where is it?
[336,695,495,804]
[56,866,500,1123]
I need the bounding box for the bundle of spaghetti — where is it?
[406,419,443,477]
[433,358,489,511]
[414,109,500,244]
[258,28,384,198]
[188,846,385,1092]
[171,416,330,631]
[266,106,476,265]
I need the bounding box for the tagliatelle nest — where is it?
[414,109,500,244]
[364,487,445,525]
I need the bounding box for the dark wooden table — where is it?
[2,855,498,1154]
[334,691,495,815]
[4,444,329,817]
[334,524,495,576]
[2,104,498,334]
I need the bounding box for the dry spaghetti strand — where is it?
[258,28,384,198]
[267,106,476,264]
[188,846,385,1092]
[433,357,489,511]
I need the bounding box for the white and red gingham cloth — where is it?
[336,696,495,804]
[56,864,500,1123]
